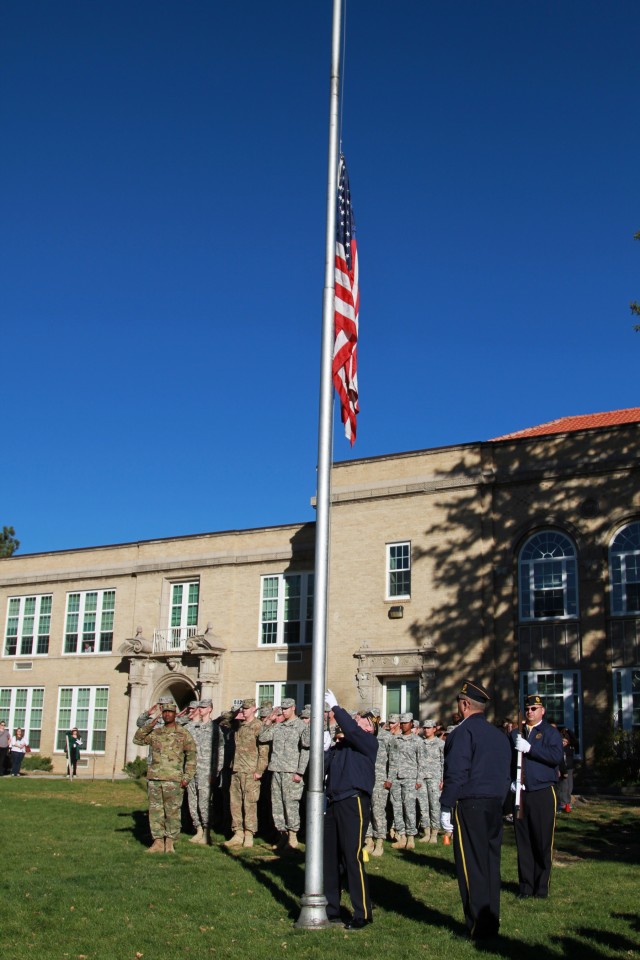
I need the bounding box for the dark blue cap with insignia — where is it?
[457,679,491,703]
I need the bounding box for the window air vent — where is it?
[14,661,33,671]
[275,650,302,664]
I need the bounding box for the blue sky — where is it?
[2,1,639,555]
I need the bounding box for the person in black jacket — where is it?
[323,689,378,930]
[511,694,563,898]
[440,679,511,940]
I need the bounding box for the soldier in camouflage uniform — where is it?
[417,719,445,843]
[133,700,196,853]
[225,698,270,848]
[258,698,309,851]
[188,699,216,845]
[384,712,424,850]
[364,710,392,857]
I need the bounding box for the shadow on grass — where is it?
[116,809,151,845]
[222,845,306,918]
[553,810,640,865]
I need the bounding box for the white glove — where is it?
[510,780,525,793]
[324,689,338,711]
[440,809,453,833]
[323,731,332,751]
[514,734,531,754]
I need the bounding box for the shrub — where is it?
[594,724,640,786]
[123,757,148,779]
[22,754,53,772]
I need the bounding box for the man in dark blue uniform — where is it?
[511,693,563,898]
[440,679,511,940]
[323,689,378,930]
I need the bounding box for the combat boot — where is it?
[418,828,430,843]
[371,839,384,857]
[272,831,288,851]
[225,831,245,847]
[164,838,176,854]
[287,830,299,849]
[190,826,204,844]
[364,836,375,854]
[391,835,407,849]
[429,829,439,844]
[406,835,416,850]
[146,838,165,854]
[243,831,254,848]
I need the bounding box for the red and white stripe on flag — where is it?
[332,155,359,445]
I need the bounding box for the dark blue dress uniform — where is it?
[323,705,378,926]
[511,718,563,898]
[441,713,511,938]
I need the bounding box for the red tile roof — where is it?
[490,407,640,441]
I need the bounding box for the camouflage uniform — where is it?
[417,732,444,833]
[258,707,309,833]
[133,719,196,842]
[387,725,424,837]
[230,712,270,836]
[366,726,392,840]
[190,716,216,831]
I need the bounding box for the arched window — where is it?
[519,530,578,621]
[610,521,640,616]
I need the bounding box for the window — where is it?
[55,686,109,753]
[168,581,199,647]
[387,542,411,599]
[520,670,582,756]
[4,595,52,657]
[610,522,640,616]
[64,590,115,654]
[256,681,311,709]
[519,531,578,620]
[260,573,314,645]
[613,669,640,730]
[384,678,419,720]
[0,687,45,749]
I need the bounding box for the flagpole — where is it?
[295,0,343,930]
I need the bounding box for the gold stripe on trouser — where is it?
[546,785,558,896]
[454,804,473,933]
[356,796,368,920]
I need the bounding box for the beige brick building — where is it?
[1,409,639,776]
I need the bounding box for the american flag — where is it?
[332,155,360,446]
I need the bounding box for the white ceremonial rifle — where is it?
[514,712,525,818]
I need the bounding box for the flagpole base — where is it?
[294,894,330,929]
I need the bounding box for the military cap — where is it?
[300,706,311,719]
[423,719,437,728]
[199,698,213,708]
[188,700,200,709]
[240,698,256,709]
[220,710,235,722]
[445,725,456,734]
[388,713,401,723]
[158,695,175,705]
[524,693,544,708]
[160,700,178,712]
[258,705,272,719]
[281,697,296,709]
[399,712,414,723]
[457,679,491,703]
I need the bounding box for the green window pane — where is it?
[67,594,80,613]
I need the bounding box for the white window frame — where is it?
[55,686,110,754]
[609,521,640,616]
[382,677,419,721]
[256,680,311,710]
[519,531,578,621]
[519,670,582,757]
[4,595,52,657]
[168,580,200,648]
[386,542,411,600]
[259,573,314,646]
[63,590,116,655]
[0,686,45,750]
[613,668,640,730]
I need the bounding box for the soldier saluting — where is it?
[133,699,196,854]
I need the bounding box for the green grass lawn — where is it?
[0,779,637,960]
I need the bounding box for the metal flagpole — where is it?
[295,0,343,930]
